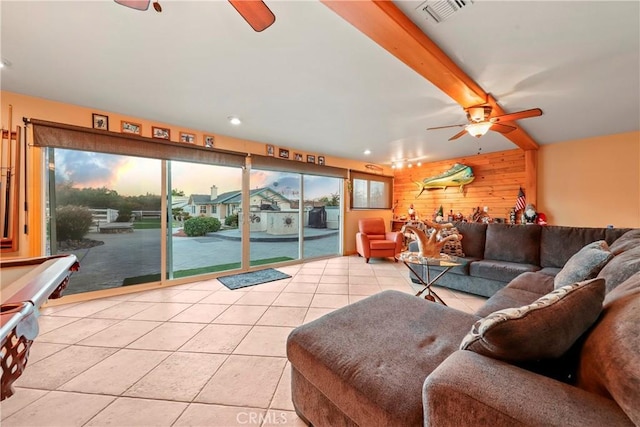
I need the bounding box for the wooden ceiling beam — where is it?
[321,0,539,151]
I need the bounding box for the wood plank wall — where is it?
[393,149,526,222]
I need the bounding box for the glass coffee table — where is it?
[396,252,460,305]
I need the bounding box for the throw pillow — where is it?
[554,240,613,289]
[439,227,465,257]
[460,278,605,362]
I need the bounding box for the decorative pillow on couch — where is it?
[439,227,465,257]
[460,278,605,362]
[554,241,613,289]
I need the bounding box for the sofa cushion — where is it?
[540,226,607,268]
[469,260,540,283]
[608,229,640,255]
[369,239,397,250]
[597,245,640,293]
[606,228,636,253]
[577,272,640,425]
[554,241,613,289]
[287,290,479,426]
[475,272,554,317]
[460,278,605,362]
[484,224,541,265]
[439,227,465,257]
[453,222,487,259]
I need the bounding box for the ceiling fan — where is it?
[114,0,275,32]
[427,105,543,141]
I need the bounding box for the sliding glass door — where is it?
[302,175,341,259]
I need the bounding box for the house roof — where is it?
[189,187,291,205]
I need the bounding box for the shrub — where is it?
[225,214,238,227]
[56,205,94,241]
[115,208,133,222]
[183,216,221,236]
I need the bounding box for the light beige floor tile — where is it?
[262,410,307,426]
[248,280,289,292]
[296,269,325,278]
[310,294,349,309]
[37,318,120,344]
[272,292,313,307]
[15,345,117,390]
[0,388,48,420]
[318,274,349,284]
[27,342,68,364]
[375,275,407,285]
[40,302,80,315]
[129,302,192,321]
[282,283,318,294]
[199,291,247,305]
[174,403,265,427]
[270,363,294,411]
[165,289,216,303]
[88,301,157,319]
[315,283,349,294]
[289,274,322,284]
[85,397,187,427]
[322,267,349,276]
[349,295,369,304]
[186,280,227,291]
[348,284,382,296]
[440,298,473,313]
[235,291,280,306]
[124,352,226,401]
[180,324,252,353]
[277,266,302,276]
[36,316,80,334]
[257,306,307,327]
[79,320,161,347]
[234,326,293,357]
[169,303,229,323]
[44,299,121,318]
[59,349,170,395]
[302,307,334,324]
[213,305,269,325]
[129,288,187,302]
[1,391,114,427]
[348,275,378,285]
[127,322,206,351]
[196,355,286,408]
[374,268,406,277]
[379,284,414,294]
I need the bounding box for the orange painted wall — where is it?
[1,91,392,258]
[538,131,639,228]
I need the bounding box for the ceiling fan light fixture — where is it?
[466,122,492,138]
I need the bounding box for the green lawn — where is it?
[133,218,183,229]
[122,256,294,286]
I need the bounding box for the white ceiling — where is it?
[1,1,639,166]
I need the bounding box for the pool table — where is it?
[1,254,79,400]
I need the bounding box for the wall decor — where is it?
[279,148,290,159]
[179,132,196,144]
[294,153,303,161]
[307,155,316,164]
[266,144,275,156]
[204,135,215,148]
[152,126,170,140]
[121,120,141,135]
[92,113,109,130]
[318,156,325,166]
[414,163,475,198]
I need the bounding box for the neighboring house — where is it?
[187,185,293,222]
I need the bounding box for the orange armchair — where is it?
[356,218,403,263]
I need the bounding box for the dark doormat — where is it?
[218,268,291,290]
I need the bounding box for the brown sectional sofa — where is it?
[287,228,640,426]
[409,222,631,297]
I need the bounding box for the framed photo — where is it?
[180,132,196,144]
[266,144,275,156]
[318,156,325,166]
[278,148,290,159]
[121,120,141,135]
[152,126,170,140]
[204,135,215,148]
[294,153,303,161]
[92,113,109,130]
[307,155,316,164]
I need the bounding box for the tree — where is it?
[171,189,185,196]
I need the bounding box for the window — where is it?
[200,205,207,214]
[350,171,393,209]
[212,205,217,214]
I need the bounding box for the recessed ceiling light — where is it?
[363,149,371,155]
[228,116,242,126]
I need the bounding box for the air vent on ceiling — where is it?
[416,0,474,23]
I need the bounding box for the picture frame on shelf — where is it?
[180,132,196,144]
[152,126,170,140]
[121,120,141,135]
[306,155,316,164]
[92,113,109,130]
[204,135,215,148]
[294,153,303,161]
[266,144,275,156]
[278,148,290,159]
[318,156,325,166]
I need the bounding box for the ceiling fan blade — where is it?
[490,108,543,123]
[228,0,275,32]
[114,0,150,11]
[449,129,468,141]
[490,123,517,134]
[427,123,466,131]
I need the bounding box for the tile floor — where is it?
[1,255,487,427]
